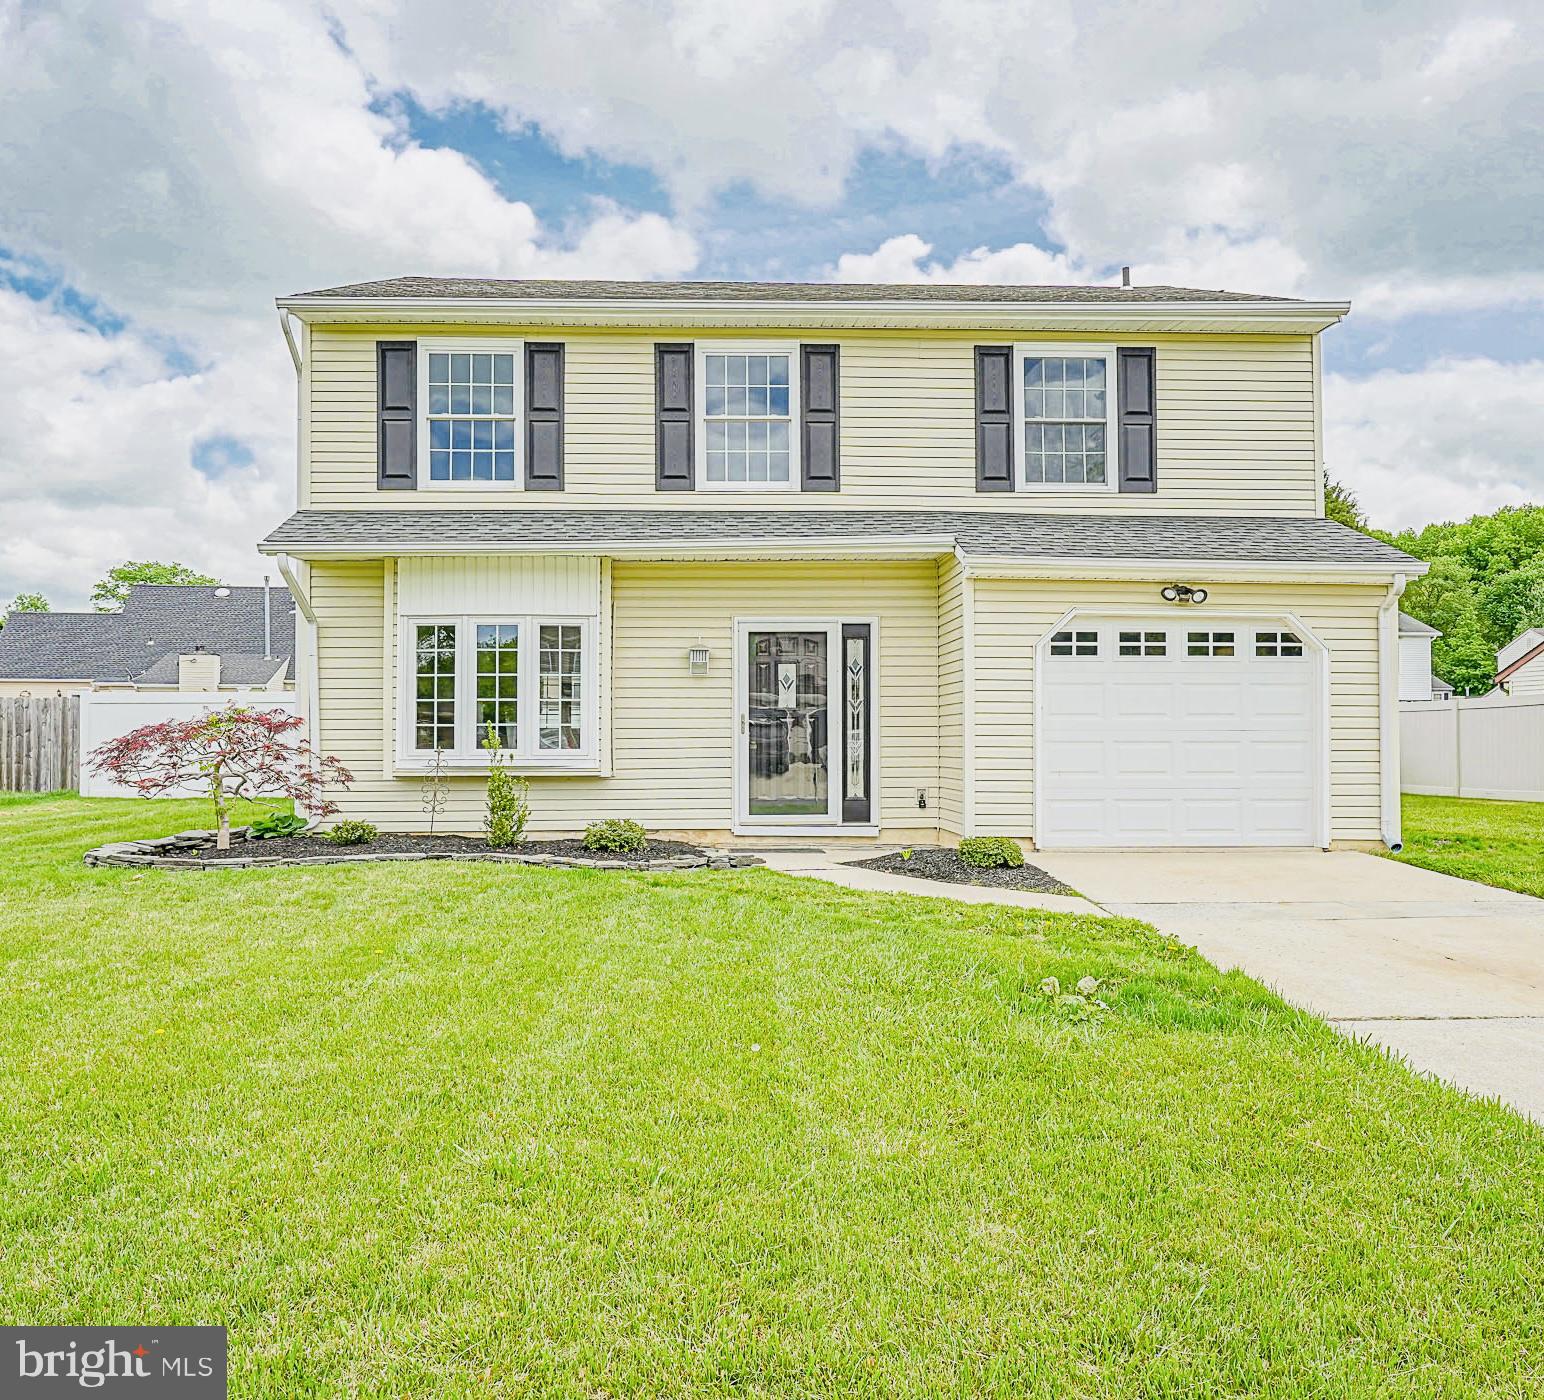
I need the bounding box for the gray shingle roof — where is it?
[0,584,297,683]
[1398,612,1440,637]
[290,276,1299,305]
[260,509,1420,569]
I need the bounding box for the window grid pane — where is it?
[427,349,518,484]
[1023,355,1108,485]
[1118,629,1167,657]
[475,623,519,749]
[1256,629,1304,658]
[1050,628,1099,658]
[1187,630,1237,658]
[704,352,792,483]
[413,624,456,751]
[538,623,584,750]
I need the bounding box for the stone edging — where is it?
[83,828,763,873]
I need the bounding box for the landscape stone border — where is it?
[83,828,763,872]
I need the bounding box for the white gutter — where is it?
[274,553,320,761]
[274,294,1350,336]
[1379,574,1408,851]
[278,310,302,371]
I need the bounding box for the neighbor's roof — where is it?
[260,509,1423,572]
[134,651,291,687]
[290,276,1300,305]
[0,583,296,683]
[1398,612,1440,637]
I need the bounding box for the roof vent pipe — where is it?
[1121,266,1132,288]
[263,574,272,659]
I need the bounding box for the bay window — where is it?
[401,614,592,765]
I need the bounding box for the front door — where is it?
[737,621,873,830]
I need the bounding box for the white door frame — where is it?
[1031,608,1331,849]
[732,615,880,836]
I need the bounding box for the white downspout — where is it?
[1378,574,1407,851]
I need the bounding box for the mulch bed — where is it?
[843,846,1077,895]
[195,833,706,863]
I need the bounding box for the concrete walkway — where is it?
[756,846,1544,1124]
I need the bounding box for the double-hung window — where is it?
[402,614,592,765]
[1015,346,1116,489]
[419,340,521,486]
[696,344,799,488]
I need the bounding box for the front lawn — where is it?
[2,796,1540,1396]
[1395,793,1544,899]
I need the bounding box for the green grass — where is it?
[2,796,1540,1397]
[1394,794,1544,899]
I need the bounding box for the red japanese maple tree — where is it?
[88,705,353,849]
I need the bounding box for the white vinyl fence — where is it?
[79,690,297,798]
[1400,694,1544,802]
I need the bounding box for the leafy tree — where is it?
[91,560,218,612]
[87,704,352,849]
[0,592,49,630]
[1323,474,1367,533]
[1373,504,1544,693]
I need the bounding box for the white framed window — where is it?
[696,343,799,489]
[1187,630,1237,658]
[1256,629,1305,658]
[418,339,522,487]
[1014,345,1117,490]
[1118,630,1167,657]
[1050,629,1099,657]
[399,613,593,766]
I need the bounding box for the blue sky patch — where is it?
[192,435,256,479]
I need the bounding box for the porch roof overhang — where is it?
[260,508,1425,584]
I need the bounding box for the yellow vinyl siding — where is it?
[305,327,1318,516]
[312,557,940,836]
[968,579,1386,843]
[935,555,966,836]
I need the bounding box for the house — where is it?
[258,277,1427,849]
[1397,613,1451,701]
[1496,627,1544,696]
[0,583,296,697]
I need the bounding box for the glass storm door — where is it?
[739,622,873,828]
[745,629,835,822]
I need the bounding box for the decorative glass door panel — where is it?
[746,630,832,819]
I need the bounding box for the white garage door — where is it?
[1040,619,1320,847]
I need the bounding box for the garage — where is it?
[1038,617,1322,847]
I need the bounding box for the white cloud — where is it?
[831,234,1100,285]
[1325,358,1544,530]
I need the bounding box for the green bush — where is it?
[582,818,647,855]
[485,724,530,848]
[249,811,307,839]
[957,836,1025,869]
[323,819,377,846]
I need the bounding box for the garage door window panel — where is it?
[1255,630,1305,658]
[1050,629,1099,657]
[1187,630,1236,658]
[1119,630,1167,657]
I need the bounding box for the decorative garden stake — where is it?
[420,745,449,835]
[88,704,352,850]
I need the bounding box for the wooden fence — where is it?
[0,695,81,792]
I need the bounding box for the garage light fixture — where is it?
[1160,584,1208,605]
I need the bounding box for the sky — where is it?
[1,0,1541,608]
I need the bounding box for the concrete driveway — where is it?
[1031,850,1544,1124]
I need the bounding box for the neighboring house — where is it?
[259,277,1426,849]
[1495,627,1544,696]
[0,583,296,697]
[1397,613,1450,701]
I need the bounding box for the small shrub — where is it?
[583,818,647,855]
[484,724,530,848]
[249,810,307,839]
[957,836,1025,869]
[324,819,378,846]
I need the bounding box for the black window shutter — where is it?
[975,346,1014,491]
[1117,347,1157,493]
[377,341,416,490]
[525,342,564,490]
[800,344,840,491]
[655,343,694,491]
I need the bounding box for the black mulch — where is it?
[198,833,706,863]
[843,846,1077,894]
